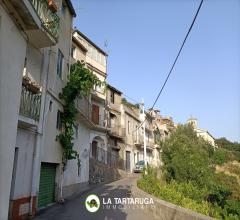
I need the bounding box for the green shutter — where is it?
[38,163,56,208]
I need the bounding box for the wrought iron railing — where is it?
[19,85,41,121]
[30,0,60,40]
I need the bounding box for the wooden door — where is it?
[92,104,99,125]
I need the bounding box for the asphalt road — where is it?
[33,174,152,220]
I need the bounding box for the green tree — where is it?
[161,125,213,186]
[215,137,240,152]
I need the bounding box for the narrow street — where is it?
[33,174,151,220]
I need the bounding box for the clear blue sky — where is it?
[71,0,240,142]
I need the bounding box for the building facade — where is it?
[0,0,76,219]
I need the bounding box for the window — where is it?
[110,91,115,103]
[135,125,138,140]
[92,48,97,60]
[114,139,117,146]
[71,46,76,59]
[87,45,92,57]
[73,124,78,139]
[102,56,106,66]
[56,110,63,130]
[109,113,115,128]
[57,49,64,78]
[49,101,53,111]
[128,121,130,134]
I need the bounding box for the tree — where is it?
[215,137,240,152]
[161,124,214,187]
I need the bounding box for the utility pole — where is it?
[140,99,147,166]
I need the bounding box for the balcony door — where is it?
[92,104,99,125]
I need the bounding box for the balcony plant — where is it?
[22,75,40,94]
[48,0,58,12]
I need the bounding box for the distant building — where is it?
[106,85,125,167]
[150,109,175,141]
[187,118,217,148]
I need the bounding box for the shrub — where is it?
[214,172,240,200]
[206,183,231,207]
[213,148,229,165]
[225,200,240,216]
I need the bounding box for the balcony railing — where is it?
[108,124,123,137]
[75,97,107,128]
[30,0,60,39]
[76,96,92,120]
[134,135,144,145]
[20,85,41,121]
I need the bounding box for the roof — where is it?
[73,29,108,56]
[107,84,122,95]
[65,0,76,17]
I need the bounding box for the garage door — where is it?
[38,163,56,208]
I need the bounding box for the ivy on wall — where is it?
[57,61,103,168]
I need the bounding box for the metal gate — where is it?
[38,163,56,208]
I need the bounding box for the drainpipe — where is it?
[58,26,74,203]
[29,47,51,215]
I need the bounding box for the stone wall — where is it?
[89,158,127,185]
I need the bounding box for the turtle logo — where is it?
[85,194,100,213]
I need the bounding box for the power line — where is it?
[133,0,204,134]
[122,93,140,104]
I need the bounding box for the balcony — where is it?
[107,101,121,113]
[75,96,92,121]
[134,135,144,146]
[6,0,60,48]
[108,125,124,139]
[75,97,108,131]
[19,84,41,121]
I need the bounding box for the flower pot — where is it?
[28,83,40,94]
[48,0,58,12]
[22,76,31,86]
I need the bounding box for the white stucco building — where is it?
[187,118,217,148]
[0,1,76,219]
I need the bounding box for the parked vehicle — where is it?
[134,160,147,173]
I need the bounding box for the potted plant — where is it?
[28,82,40,94]
[48,0,58,12]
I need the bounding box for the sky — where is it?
[71,0,240,142]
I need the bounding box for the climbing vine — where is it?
[57,61,103,168]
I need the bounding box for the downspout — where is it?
[29,47,51,215]
[59,26,75,203]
